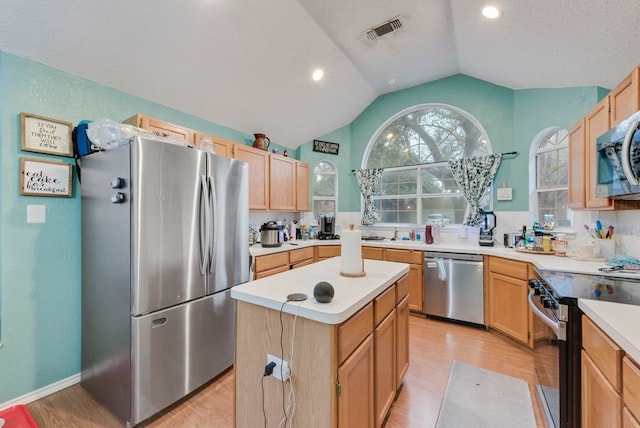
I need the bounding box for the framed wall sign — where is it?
[313,139,340,155]
[21,112,73,157]
[20,157,73,197]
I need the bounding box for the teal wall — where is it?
[0,51,606,404]
[299,74,603,213]
[0,51,255,403]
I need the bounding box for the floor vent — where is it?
[364,16,404,41]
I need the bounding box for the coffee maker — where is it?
[318,215,339,240]
[478,210,496,246]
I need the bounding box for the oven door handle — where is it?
[528,290,566,341]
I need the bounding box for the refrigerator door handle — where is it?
[199,174,210,275]
[208,175,218,274]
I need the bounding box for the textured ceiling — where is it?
[2,0,639,148]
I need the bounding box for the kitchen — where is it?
[2,1,640,428]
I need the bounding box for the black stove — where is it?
[536,269,640,306]
[318,233,340,240]
[529,268,640,428]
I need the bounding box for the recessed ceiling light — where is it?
[386,78,398,86]
[312,69,324,81]
[482,5,501,19]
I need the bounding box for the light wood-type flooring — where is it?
[27,316,544,427]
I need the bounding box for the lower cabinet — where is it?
[254,247,315,279]
[337,277,409,427]
[338,334,375,428]
[487,256,530,346]
[384,249,423,312]
[581,315,623,427]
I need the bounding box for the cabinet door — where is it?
[374,310,396,428]
[124,114,194,145]
[233,144,269,210]
[317,245,341,260]
[582,350,622,428]
[338,334,374,428]
[396,295,410,388]
[193,132,233,158]
[585,96,613,209]
[407,264,423,313]
[488,272,528,344]
[624,408,640,428]
[296,161,310,212]
[269,155,296,211]
[610,68,640,127]
[568,118,586,209]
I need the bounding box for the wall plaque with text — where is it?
[313,139,339,155]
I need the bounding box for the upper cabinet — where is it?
[193,132,233,158]
[568,118,586,209]
[610,67,640,127]
[585,96,612,209]
[124,114,194,144]
[296,162,310,212]
[125,113,311,212]
[569,65,640,211]
[269,155,296,211]
[233,144,270,210]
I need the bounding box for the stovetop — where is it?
[536,268,640,306]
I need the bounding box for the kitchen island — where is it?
[231,257,410,427]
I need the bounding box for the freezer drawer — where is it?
[423,254,484,325]
[131,291,235,424]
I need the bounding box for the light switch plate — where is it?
[27,205,46,223]
[497,187,513,201]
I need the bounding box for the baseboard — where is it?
[0,373,80,411]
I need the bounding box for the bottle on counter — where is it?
[410,228,416,241]
[555,233,567,256]
[432,225,441,244]
[425,225,434,244]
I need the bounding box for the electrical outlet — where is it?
[497,187,513,201]
[267,354,290,381]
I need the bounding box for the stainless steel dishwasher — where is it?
[423,252,484,325]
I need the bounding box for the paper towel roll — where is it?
[340,228,364,276]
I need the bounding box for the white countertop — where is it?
[579,299,640,364]
[231,257,409,324]
[250,238,639,279]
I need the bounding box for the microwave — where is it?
[595,111,640,199]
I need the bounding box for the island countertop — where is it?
[231,257,409,324]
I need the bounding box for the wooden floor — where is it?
[27,316,544,427]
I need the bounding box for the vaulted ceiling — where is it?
[2,0,639,148]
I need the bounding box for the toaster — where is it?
[503,233,522,248]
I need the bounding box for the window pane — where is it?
[537,190,570,227]
[374,198,417,224]
[379,170,417,196]
[421,195,467,224]
[537,147,568,189]
[313,174,336,197]
[313,200,335,216]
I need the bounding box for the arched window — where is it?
[312,160,337,218]
[529,127,571,228]
[364,104,492,225]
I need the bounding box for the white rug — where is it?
[435,361,537,428]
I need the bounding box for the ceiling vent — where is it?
[364,16,404,41]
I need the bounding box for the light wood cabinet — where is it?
[610,67,640,127]
[374,309,396,428]
[362,246,384,260]
[384,249,423,312]
[269,155,296,211]
[124,114,194,144]
[317,245,341,260]
[296,161,310,211]
[581,315,624,428]
[624,407,640,428]
[487,257,529,346]
[582,350,622,427]
[254,247,315,279]
[193,132,234,157]
[338,334,375,428]
[585,96,613,209]
[624,357,640,424]
[568,118,586,209]
[396,295,410,386]
[233,144,269,210]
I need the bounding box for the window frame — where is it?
[362,103,494,227]
[528,126,572,230]
[312,159,338,218]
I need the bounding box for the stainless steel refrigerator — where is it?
[80,136,249,426]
